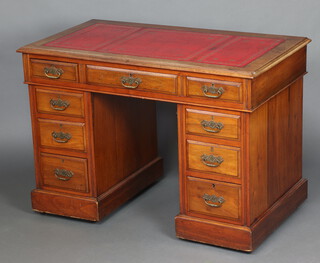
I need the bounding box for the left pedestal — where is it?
[28,85,163,221]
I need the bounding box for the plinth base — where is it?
[31,157,163,221]
[175,179,307,252]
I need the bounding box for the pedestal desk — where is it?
[17,20,311,251]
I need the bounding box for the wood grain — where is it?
[175,215,252,251]
[250,47,306,109]
[35,87,84,117]
[86,65,178,94]
[251,178,307,250]
[31,157,163,221]
[186,176,241,222]
[38,118,86,152]
[187,140,240,178]
[186,76,242,103]
[91,93,158,196]
[267,81,302,206]
[248,102,268,224]
[30,59,79,82]
[18,20,310,251]
[97,157,163,220]
[40,153,89,194]
[186,107,240,140]
[31,189,99,221]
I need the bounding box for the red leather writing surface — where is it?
[45,23,284,67]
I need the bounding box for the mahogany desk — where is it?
[17,20,311,251]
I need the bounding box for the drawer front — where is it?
[86,65,177,94]
[38,119,86,151]
[187,140,240,178]
[187,176,241,221]
[186,76,242,103]
[186,108,240,140]
[35,88,84,117]
[30,59,78,82]
[40,153,89,193]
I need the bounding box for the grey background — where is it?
[1,0,319,262]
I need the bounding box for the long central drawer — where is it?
[86,65,178,95]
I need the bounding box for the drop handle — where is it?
[121,73,142,89]
[54,168,74,181]
[44,65,64,79]
[201,154,224,168]
[50,98,70,111]
[200,120,224,133]
[202,84,224,98]
[51,131,72,143]
[202,193,225,208]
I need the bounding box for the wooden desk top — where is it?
[17,19,310,78]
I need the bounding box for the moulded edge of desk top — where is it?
[16,19,311,79]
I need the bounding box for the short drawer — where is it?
[186,76,242,103]
[30,59,78,82]
[35,88,84,117]
[86,65,177,94]
[187,176,241,221]
[38,119,86,151]
[186,108,240,140]
[187,140,240,178]
[40,153,89,193]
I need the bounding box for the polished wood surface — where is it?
[40,153,89,193]
[187,140,240,178]
[18,20,310,252]
[86,65,178,94]
[176,178,307,251]
[92,93,158,196]
[185,108,240,140]
[35,88,84,117]
[186,76,242,103]
[30,59,79,82]
[38,118,86,151]
[186,176,241,222]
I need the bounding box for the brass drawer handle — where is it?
[51,131,72,143]
[54,168,74,181]
[202,193,225,208]
[50,98,70,111]
[44,66,64,79]
[201,154,224,167]
[121,74,142,89]
[200,120,224,133]
[202,84,224,98]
